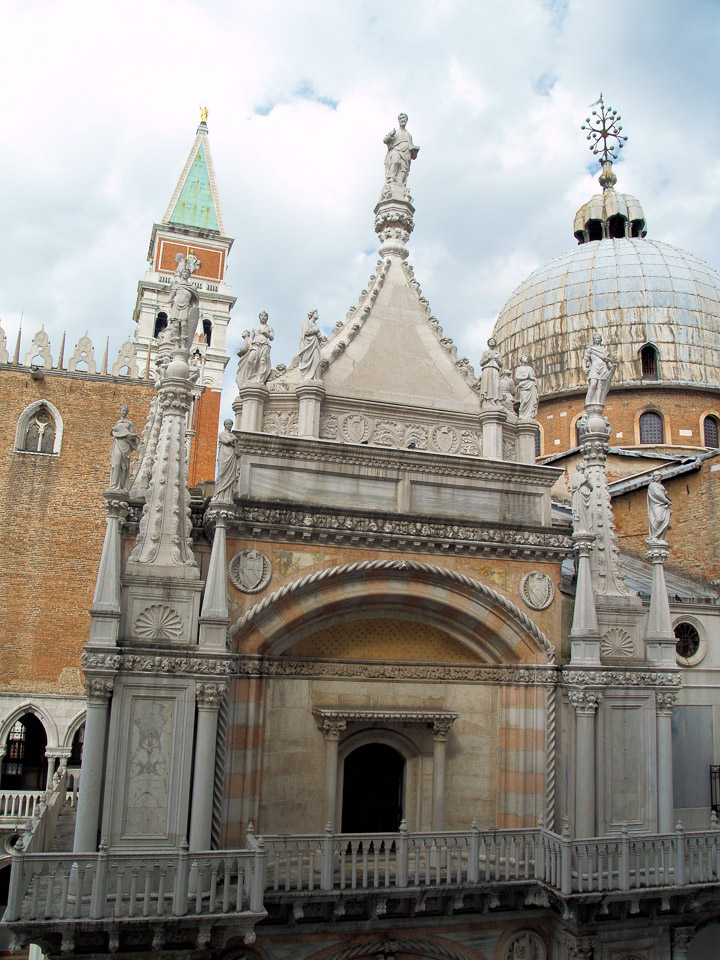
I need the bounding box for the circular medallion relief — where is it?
[519,572,555,611]
[430,424,459,453]
[229,549,273,593]
[505,930,546,960]
[341,414,371,444]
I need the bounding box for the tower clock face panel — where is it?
[155,237,225,282]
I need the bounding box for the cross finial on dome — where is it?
[581,95,627,191]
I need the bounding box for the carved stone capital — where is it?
[646,538,670,564]
[432,716,457,739]
[158,385,193,416]
[567,689,602,714]
[671,926,695,959]
[85,677,114,705]
[103,497,131,520]
[196,681,227,708]
[656,691,679,714]
[315,717,347,740]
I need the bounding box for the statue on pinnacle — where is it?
[381,113,419,200]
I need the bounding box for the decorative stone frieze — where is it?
[82,651,235,676]
[84,677,114,704]
[564,670,681,687]
[229,549,272,593]
[520,572,555,610]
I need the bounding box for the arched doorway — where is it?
[341,743,405,833]
[0,714,48,790]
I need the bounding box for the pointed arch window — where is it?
[704,415,720,449]
[14,400,63,455]
[639,411,664,445]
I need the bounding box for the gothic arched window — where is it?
[704,415,720,449]
[639,411,664,445]
[14,401,63,455]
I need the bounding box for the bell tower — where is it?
[133,111,235,485]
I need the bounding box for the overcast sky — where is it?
[2,0,720,409]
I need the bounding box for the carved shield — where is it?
[342,415,370,444]
[519,572,555,611]
[229,549,272,593]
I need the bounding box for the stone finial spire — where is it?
[374,113,419,259]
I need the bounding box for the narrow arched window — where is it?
[639,411,664,444]
[534,431,541,458]
[154,312,168,338]
[202,318,213,346]
[15,401,63,455]
[640,344,658,378]
[704,415,720,448]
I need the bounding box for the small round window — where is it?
[675,621,705,666]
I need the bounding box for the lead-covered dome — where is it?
[493,236,720,396]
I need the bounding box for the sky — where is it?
[2,0,720,409]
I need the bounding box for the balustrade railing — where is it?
[3,841,266,923]
[4,819,720,927]
[0,791,45,823]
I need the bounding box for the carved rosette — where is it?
[567,689,602,714]
[656,691,679,714]
[196,681,227,708]
[84,677,114,705]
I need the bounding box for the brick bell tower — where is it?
[133,110,235,486]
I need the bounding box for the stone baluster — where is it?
[188,682,227,852]
[431,717,455,831]
[568,689,602,838]
[73,678,114,853]
[656,692,679,833]
[315,717,347,829]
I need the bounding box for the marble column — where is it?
[656,692,679,833]
[431,718,454,831]
[188,682,226,852]
[233,384,268,432]
[73,678,114,853]
[296,380,326,438]
[569,690,602,838]
[316,718,346,829]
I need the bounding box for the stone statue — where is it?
[298,309,323,381]
[199,106,208,123]
[383,113,419,186]
[211,419,237,503]
[479,337,502,404]
[571,460,594,534]
[583,333,616,409]
[109,405,140,491]
[499,369,516,415]
[647,471,671,541]
[236,312,274,386]
[167,253,201,350]
[515,355,539,421]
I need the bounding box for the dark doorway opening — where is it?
[341,743,404,833]
[0,714,48,790]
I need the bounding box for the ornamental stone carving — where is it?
[85,678,114,704]
[430,424,459,454]
[134,604,185,641]
[196,682,227,707]
[229,549,272,593]
[314,716,347,739]
[656,691,680,713]
[461,430,482,457]
[319,415,338,439]
[341,414,371,444]
[600,627,634,659]
[82,651,235,675]
[504,930,547,960]
[520,572,555,610]
[262,410,298,436]
[567,690,603,713]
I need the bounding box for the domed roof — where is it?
[492,236,720,396]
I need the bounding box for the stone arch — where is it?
[229,560,555,664]
[61,709,87,750]
[306,935,483,960]
[13,399,64,455]
[0,702,59,750]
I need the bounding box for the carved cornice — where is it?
[564,669,681,688]
[82,651,234,676]
[239,657,559,684]
[313,707,459,732]
[227,503,572,559]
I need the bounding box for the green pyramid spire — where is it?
[163,121,226,234]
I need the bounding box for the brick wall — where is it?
[0,368,154,694]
